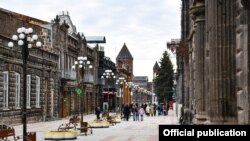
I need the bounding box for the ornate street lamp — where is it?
[127,82,134,104]
[101,69,116,112]
[115,77,125,112]
[8,27,42,141]
[72,56,92,123]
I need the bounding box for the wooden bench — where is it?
[107,116,116,126]
[0,126,21,141]
[25,132,36,141]
[77,122,93,136]
[101,111,109,119]
[58,123,76,131]
[69,115,80,127]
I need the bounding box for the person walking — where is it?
[124,104,130,121]
[153,104,157,116]
[139,106,145,121]
[136,103,139,121]
[150,104,154,117]
[95,106,101,120]
[157,104,161,116]
[163,105,167,116]
[132,104,137,121]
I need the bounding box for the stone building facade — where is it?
[0,8,101,125]
[0,8,59,124]
[100,57,117,111]
[132,76,152,104]
[50,12,100,118]
[174,0,250,124]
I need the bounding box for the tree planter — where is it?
[44,130,77,140]
[88,121,109,128]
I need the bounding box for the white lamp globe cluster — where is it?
[72,56,93,70]
[8,27,42,48]
[101,69,116,79]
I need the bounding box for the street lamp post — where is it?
[8,27,42,141]
[101,69,116,112]
[127,82,134,104]
[72,56,92,123]
[115,77,124,115]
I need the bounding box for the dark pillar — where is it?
[99,85,103,111]
[191,0,206,124]
[235,0,250,124]
[206,0,237,124]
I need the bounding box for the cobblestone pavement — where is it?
[13,109,177,141]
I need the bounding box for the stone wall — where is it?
[178,0,250,124]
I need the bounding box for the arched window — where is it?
[15,73,20,108]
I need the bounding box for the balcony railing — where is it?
[61,70,76,80]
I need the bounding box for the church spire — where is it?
[116,43,133,60]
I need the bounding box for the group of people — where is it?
[121,102,171,121]
[156,103,170,116]
[123,103,145,121]
[94,102,171,121]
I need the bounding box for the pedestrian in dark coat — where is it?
[124,104,130,121]
[95,106,101,120]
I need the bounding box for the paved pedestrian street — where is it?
[13,110,177,141]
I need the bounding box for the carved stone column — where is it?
[189,39,194,124]
[235,0,249,124]
[206,0,237,124]
[181,0,192,125]
[204,1,210,125]
[190,0,206,124]
[183,58,191,124]
[236,0,250,124]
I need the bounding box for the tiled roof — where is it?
[116,43,133,60]
[153,61,160,70]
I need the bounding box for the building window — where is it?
[36,76,40,108]
[3,71,9,109]
[27,75,31,108]
[59,51,61,70]
[15,73,20,108]
[50,79,54,116]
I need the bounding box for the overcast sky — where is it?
[0,0,180,81]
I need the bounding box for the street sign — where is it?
[75,85,85,95]
[75,88,82,95]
